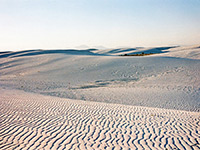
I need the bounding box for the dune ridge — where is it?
[0,88,200,150]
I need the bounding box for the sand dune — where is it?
[0,45,200,149]
[0,46,200,111]
[0,88,200,150]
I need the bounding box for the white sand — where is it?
[0,88,200,150]
[0,46,200,111]
[0,45,200,149]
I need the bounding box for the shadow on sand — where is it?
[127,46,178,55]
[0,46,178,58]
[0,49,102,58]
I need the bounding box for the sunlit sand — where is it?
[0,46,200,149]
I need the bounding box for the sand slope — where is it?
[0,46,200,149]
[0,88,200,150]
[0,46,200,111]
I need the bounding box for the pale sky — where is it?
[0,0,200,51]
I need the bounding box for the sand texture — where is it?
[0,46,200,149]
[0,88,200,150]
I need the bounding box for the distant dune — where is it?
[0,45,200,149]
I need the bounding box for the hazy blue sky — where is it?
[0,0,200,50]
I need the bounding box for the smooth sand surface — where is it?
[0,46,200,111]
[0,88,200,150]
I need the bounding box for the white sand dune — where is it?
[0,46,200,111]
[0,45,200,149]
[0,88,200,150]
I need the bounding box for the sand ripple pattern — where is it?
[0,88,200,150]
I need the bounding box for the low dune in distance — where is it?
[0,45,200,149]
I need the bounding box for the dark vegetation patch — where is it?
[120,52,156,56]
